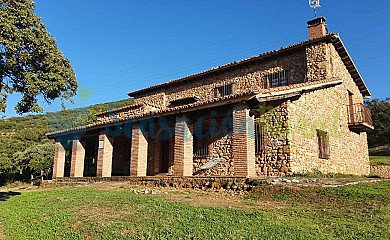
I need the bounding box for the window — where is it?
[255,121,265,155]
[194,135,209,157]
[317,130,330,159]
[266,70,288,88]
[214,84,232,98]
[169,96,199,107]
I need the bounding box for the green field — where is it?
[0,181,389,240]
[370,155,390,165]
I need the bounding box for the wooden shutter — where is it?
[317,130,330,159]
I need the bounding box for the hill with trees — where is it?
[0,98,133,184]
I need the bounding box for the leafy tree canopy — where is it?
[0,0,77,114]
[366,98,390,148]
[15,142,54,176]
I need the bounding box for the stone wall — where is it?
[96,104,158,125]
[255,104,291,177]
[370,165,390,179]
[132,50,306,109]
[306,42,329,82]
[133,92,166,109]
[288,86,369,175]
[193,134,233,176]
[327,44,363,104]
[99,46,308,124]
[286,42,369,175]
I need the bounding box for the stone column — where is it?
[96,132,113,177]
[232,104,256,177]
[70,139,85,177]
[52,141,66,178]
[130,123,148,176]
[174,115,193,176]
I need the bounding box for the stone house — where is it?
[48,17,373,179]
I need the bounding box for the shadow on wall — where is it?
[0,192,21,201]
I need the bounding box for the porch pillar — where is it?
[96,131,113,177]
[153,138,161,175]
[70,139,85,177]
[232,103,256,177]
[174,115,193,176]
[52,141,66,178]
[130,123,148,176]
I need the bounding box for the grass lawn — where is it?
[370,155,390,165]
[0,181,389,239]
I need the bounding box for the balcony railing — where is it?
[347,103,374,132]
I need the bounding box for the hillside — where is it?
[0,98,133,180]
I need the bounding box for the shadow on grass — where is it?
[0,192,21,201]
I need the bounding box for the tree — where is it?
[0,0,77,114]
[366,98,390,148]
[13,142,54,178]
[28,143,54,178]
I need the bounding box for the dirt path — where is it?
[292,177,383,187]
[0,223,8,240]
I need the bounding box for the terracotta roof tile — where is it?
[47,90,255,137]
[127,34,369,98]
[127,34,335,97]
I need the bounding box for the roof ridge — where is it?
[127,33,338,97]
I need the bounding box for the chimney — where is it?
[307,16,327,40]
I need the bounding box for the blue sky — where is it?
[3,0,390,117]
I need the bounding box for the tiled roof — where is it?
[330,35,370,97]
[47,79,342,138]
[127,33,370,98]
[47,90,256,138]
[95,103,144,117]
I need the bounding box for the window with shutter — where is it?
[317,129,330,159]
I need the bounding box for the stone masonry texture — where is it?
[52,33,372,178]
[370,165,390,179]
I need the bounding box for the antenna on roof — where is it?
[309,0,321,18]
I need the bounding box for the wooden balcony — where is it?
[347,103,374,132]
